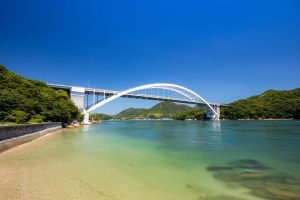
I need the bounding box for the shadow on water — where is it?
[206,159,300,200]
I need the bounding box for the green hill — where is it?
[114,108,148,119]
[173,109,206,120]
[221,88,300,119]
[90,113,114,121]
[0,65,83,124]
[114,101,193,119]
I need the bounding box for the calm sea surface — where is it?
[0,120,300,200]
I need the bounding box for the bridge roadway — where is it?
[47,83,220,107]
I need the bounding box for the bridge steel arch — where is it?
[85,83,219,122]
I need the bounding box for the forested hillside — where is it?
[0,65,83,123]
[114,101,193,119]
[173,109,206,120]
[221,89,300,119]
[90,113,114,121]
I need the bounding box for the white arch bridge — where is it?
[48,83,221,124]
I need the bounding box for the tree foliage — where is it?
[173,109,206,120]
[221,89,300,119]
[0,65,83,123]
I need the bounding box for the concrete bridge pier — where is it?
[211,104,220,120]
[70,87,90,124]
[83,109,90,124]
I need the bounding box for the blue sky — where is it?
[1,0,300,114]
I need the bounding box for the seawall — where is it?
[0,122,62,152]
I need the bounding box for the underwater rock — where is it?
[213,171,240,182]
[265,187,300,200]
[229,159,271,170]
[206,166,234,172]
[207,159,300,200]
[186,184,195,189]
[239,171,270,179]
[245,172,297,185]
[199,195,246,200]
[215,171,296,184]
[185,184,206,194]
[213,171,271,182]
[250,187,300,200]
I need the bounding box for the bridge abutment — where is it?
[83,109,90,124]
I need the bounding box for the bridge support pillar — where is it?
[83,109,90,124]
[70,87,90,124]
[209,104,220,120]
[214,105,220,120]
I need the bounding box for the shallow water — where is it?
[0,120,300,200]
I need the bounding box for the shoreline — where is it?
[0,123,88,154]
[0,126,62,153]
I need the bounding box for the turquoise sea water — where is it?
[0,120,300,200]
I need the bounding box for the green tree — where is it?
[28,114,45,124]
[173,109,206,120]
[0,65,82,123]
[5,110,29,123]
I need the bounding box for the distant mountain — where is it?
[90,113,114,121]
[114,108,148,119]
[149,101,193,116]
[114,101,193,119]
[221,88,300,119]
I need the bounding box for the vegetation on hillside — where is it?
[173,109,206,120]
[0,65,83,124]
[221,89,300,119]
[90,113,113,121]
[114,101,193,119]
[114,108,148,119]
